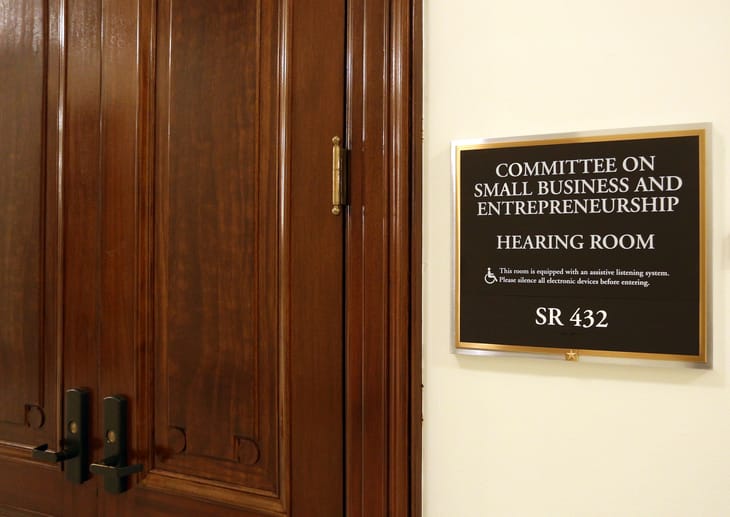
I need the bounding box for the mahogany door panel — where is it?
[0,0,58,446]
[95,0,345,515]
[151,0,282,502]
[0,0,65,510]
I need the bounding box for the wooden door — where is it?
[1,0,348,515]
[3,1,421,515]
[0,0,85,513]
[100,0,346,515]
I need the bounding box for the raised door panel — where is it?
[0,0,60,459]
[144,0,286,512]
[93,0,345,514]
[0,0,67,513]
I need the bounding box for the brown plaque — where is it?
[453,126,709,364]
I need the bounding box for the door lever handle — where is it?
[32,443,79,463]
[89,395,142,494]
[30,388,90,484]
[90,458,143,479]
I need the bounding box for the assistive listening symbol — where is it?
[483,267,497,285]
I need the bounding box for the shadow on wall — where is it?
[453,351,721,387]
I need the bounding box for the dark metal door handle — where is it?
[89,395,143,494]
[90,459,143,479]
[30,388,90,484]
[31,443,78,462]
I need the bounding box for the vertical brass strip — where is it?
[332,136,342,215]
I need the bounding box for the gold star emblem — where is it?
[565,349,579,361]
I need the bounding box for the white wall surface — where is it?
[422,1,730,516]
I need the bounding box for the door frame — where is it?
[345,1,422,515]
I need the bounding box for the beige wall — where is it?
[423,1,730,515]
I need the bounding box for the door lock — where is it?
[90,395,143,494]
[31,388,90,484]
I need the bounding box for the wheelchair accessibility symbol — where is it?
[484,267,497,285]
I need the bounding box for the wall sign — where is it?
[453,126,708,363]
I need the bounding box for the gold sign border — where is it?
[453,127,709,364]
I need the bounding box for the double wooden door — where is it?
[1,0,349,514]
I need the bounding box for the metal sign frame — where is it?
[452,124,710,366]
